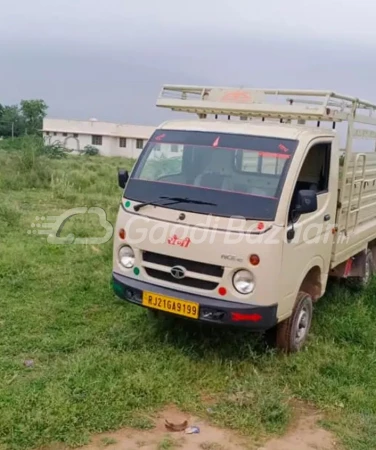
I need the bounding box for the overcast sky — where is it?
[1,0,375,125]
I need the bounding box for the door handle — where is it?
[324,214,331,221]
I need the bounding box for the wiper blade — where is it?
[159,196,217,206]
[133,196,217,212]
[133,198,175,211]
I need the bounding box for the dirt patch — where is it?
[78,404,339,450]
[258,411,338,450]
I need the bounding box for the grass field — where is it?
[1,140,376,450]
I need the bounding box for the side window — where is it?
[289,142,331,221]
[296,143,331,193]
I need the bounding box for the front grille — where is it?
[142,251,224,277]
[144,268,219,290]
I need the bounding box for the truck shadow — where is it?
[141,277,376,361]
[145,313,276,361]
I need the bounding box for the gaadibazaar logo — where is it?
[27,208,350,247]
[27,207,113,244]
[124,215,350,246]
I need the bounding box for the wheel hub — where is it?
[364,261,371,284]
[295,306,309,345]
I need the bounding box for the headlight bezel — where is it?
[232,269,255,294]
[118,245,135,269]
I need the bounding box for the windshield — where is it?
[125,129,298,220]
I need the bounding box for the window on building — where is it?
[119,137,127,148]
[171,144,179,153]
[92,135,103,146]
[73,133,78,138]
[45,131,50,136]
[63,132,68,137]
[136,139,144,149]
[53,132,57,136]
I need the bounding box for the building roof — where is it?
[43,118,155,139]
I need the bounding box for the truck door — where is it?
[279,140,338,316]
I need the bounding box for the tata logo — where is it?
[221,254,243,263]
[170,265,186,279]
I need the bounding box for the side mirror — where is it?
[295,189,318,214]
[118,169,129,188]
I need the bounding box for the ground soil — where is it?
[78,404,339,450]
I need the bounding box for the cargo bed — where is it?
[333,152,376,266]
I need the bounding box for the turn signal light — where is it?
[249,254,260,266]
[119,228,126,240]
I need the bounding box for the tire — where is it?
[348,249,374,290]
[353,250,375,289]
[275,292,313,353]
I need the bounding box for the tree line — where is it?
[0,100,48,138]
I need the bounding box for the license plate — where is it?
[142,291,199,319]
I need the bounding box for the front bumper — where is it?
[112,272,277,331]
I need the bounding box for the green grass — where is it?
[1,146,376,450]
[157,436,183,450]
[200,443,226,450]
[100,437,117,447]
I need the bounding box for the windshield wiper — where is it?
[133,196,217,212]
[133,198,175,212]
[159,196,217,206]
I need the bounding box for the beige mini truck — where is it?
[112,85,376,353]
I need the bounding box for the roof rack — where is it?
[156,84,376,127]
[156,85,376,226]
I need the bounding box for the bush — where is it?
[0,137,53,189]
[40,142,67,159]
[83,145,99,156]
[0,136,67,159]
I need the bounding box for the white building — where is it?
[43,118,156,158]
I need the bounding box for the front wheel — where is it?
[275,292,313,353]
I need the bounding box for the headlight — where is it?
[233,270,255,294]
[119,245,135,269]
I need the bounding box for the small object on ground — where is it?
[206,408,213,414]
[23,359,34,367]
[164,419,188,432]
[185,426,200,434]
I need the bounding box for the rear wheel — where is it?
[275,292,313,353]
[348,249,374,290]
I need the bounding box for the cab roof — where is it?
[157,119,336,141]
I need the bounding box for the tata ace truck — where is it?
[112,85,376,352]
